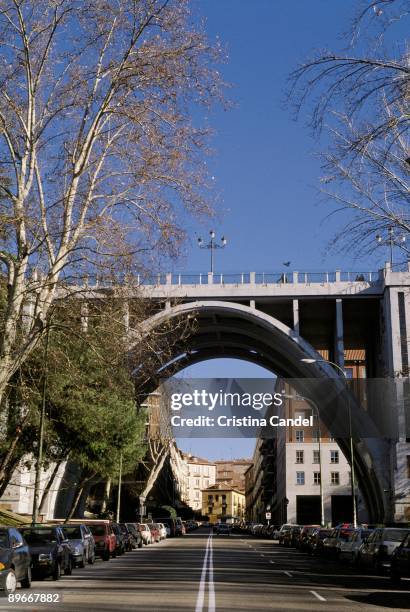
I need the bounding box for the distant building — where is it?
[214,459,252,492]
[183,454,216,511]
[202,483,245,523]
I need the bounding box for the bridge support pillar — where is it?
[334,299,344,369]
[292,299,299,334]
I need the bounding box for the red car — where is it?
[148,524,160,543]
[83,521,116,561]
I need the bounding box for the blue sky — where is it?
[173,0,403,275]
[175,1,406,459]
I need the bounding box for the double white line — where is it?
[195,532,215,612]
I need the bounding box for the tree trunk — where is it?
[65,471,96,522]
[101,478,111,513]
[0,455,22,497]
[39,459,65,515]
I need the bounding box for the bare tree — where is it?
[289,0,409,258]
[0,0,224,401]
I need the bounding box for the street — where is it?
[1,529,409,612]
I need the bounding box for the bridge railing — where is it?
[143,270,380,286]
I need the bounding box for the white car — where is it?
[339,529,373,563]
[138,523,152,545]
[157,523,167,540]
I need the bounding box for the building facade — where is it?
[183,454,216,511]
[202,483,245,523]
[215,459,252,492]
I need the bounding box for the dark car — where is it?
[119,524,138,552]
[358,527,410,573]
[391,532,410,583]
[60,524,95,567]
[175,517,185,536]
[307,528,333,556]
[282,526,302,547]
[0,527,31,594]
[111,523,126,555]
[19,526,72,580]
[125,523,143,549]
[216,523,231,536]
[297,526,320,551]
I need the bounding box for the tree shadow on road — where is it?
[346,592,410,609]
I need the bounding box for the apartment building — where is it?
[202,483,245,523]
[183,454,216,511]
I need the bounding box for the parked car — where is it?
[155,517,176,537]
[307,528,333,556]
[125,523,143,549]
[175,517,185,536]
[118,524,135,552]
[216,523,231,536]
[148,524,160,543]
[282,526,302,547]
[19,526,72,581]
[111,523,126,555]
[138,524,152,545]
[60,524,95,567]
[84,521,116,561]
[157,523,167,540]
[297,526,320,551]
[390,532,410,583]
[0,526,31,594]
[357,527,410,573]
[322,526,356,556]
[339,528,373,564]
[277,524,294,545]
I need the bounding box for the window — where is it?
[313,450,320,464]
[296,450,304,464]
[195,491,200,500]
[312,430,320,443]
[204,466,209,476]
[215,495,219,502]
[331,472,340,485]
[296,471,305,485]
[295,430,304,442]
[330,450,339,464]
[204,479,209,488]
[329,436,335,442]
[313,472,321,485]
[208,495,213,502]
[195,478,200,488]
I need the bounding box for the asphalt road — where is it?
[1,529,409,612]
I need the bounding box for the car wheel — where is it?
[111,548,117,558]
[4,569,17,594]
[79,554,86,568]
[64,558,72,576]
[20,566,32,589]
[88,552,95,565]
[138,540,143,548]
[52,562,61,581]
[102,550,110,561]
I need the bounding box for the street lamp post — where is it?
[197,230,227,273]
[376,226,406,267]
[284,393,325,527]
[116,452,123,523]
[300,357,358,528]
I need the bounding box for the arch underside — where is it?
[135,300,388,522]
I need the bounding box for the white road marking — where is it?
[208,535,215,612]
[283,571,293,578]
[310,590,326,602]
[195,533,215,612]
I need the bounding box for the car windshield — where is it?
[384,529,409,542]
[88,525,106,536]
[0,531,8,548]
[62,527,81,539]
[21,529,56,545]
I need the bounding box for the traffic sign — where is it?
[265,512,271,520]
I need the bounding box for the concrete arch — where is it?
[135,300,388,522]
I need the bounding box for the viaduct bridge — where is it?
[128,264,410,524]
